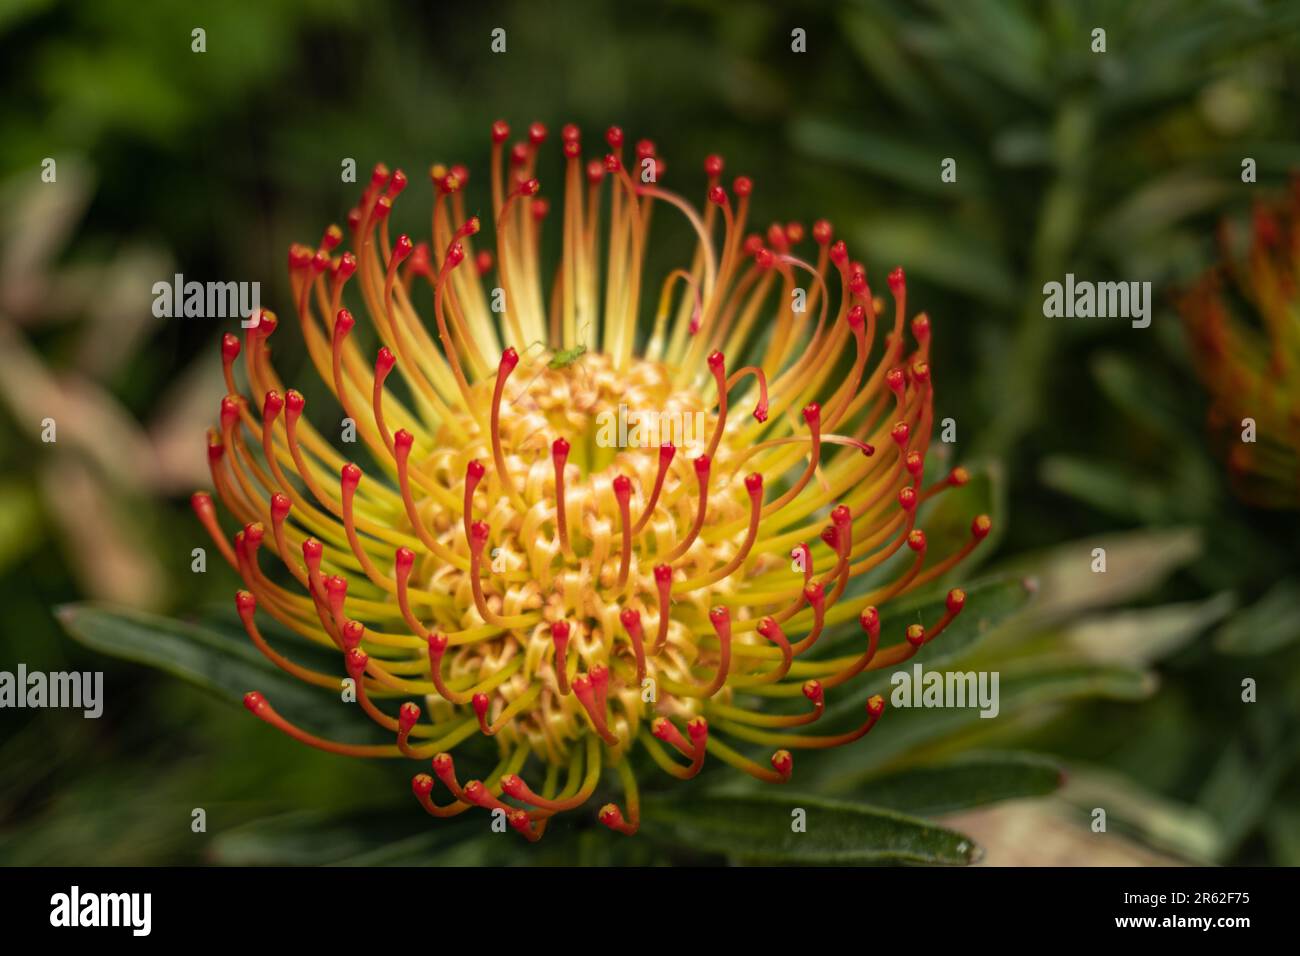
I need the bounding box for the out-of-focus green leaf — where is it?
[833,751,1064,812]
[1214,581,1300,656]
[210,808,477,866]
[1265,806,1300,866]
[1197,734,1300,856]
[1062,766,1223,863]
[56,603,382,743]
[1004,528,1201,624]
[639,792,980,865]
[821,574,1036,660]
[1039,456,1181,523]
[0,478,42,576]
[790,117,988,198]
[1062,592,1235,667]
[854,214,1017,306]
[812,663,1156,786]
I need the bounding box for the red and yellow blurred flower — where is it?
[1181,177,1300,508]
[192,120,990,839]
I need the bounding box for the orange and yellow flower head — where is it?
[193,120,990,839]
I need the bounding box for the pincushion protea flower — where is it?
[1181,177,1300,509]
[191,120,990,840]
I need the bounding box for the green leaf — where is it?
[212,806,671,867]
[1062,592,1235,667]
[1002,528,1201,624]
[1062,766,1223,863]
[832,751,1064,812]
[1214,581,1300,656]
[820,574,1037,668]
[809,663,1156,787]
[56,603,382,743]
[210,808,477,866]
[790,117,987,198]
[639,792,980,865]
[853,214,1017,306]
[1039,455,1180,523]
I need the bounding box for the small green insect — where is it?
[515,322,593,400]
[546,339,588,370]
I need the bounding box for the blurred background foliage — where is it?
[1,0,1299,865]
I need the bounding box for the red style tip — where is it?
[219,395,240,429]
[399,702,420,731]
[491,120,510,144]
[812,219,832,245]
[860,606,880,636]
[345,647,368,676]
[221,333,241,362]
[971,514,993,540]
[867,695,886,717]
[771,750,793,777]
[613,474,633,499]
[906,623,926,647]
[654,563,672,584]
[707,185,727,206]
[704,154,724,177]
[337,252,357,279]
[946,588,967,613]
[235,589,256,615]
[605,126,624,149]
[802,403,821,427]
[745,472,763,495]
[341,620,364,650]
[733,176,752,197]
[500,347,520,374]
[907,529,927,552]
[529,122,548,145]
[888,267,906,294]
